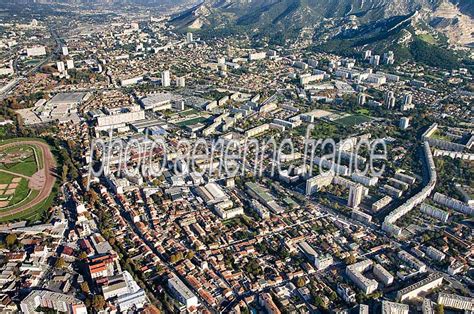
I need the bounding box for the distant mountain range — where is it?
[171,0,473,52]
[5,0,194,6]
[4,0,471,68]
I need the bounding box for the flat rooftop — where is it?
[49,92,89,105]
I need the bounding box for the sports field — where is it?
[334,115,372,127]
[0,139,56,222]
[176,117,208,127]
[0,145,40,176]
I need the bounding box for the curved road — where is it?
[0,140,56,219]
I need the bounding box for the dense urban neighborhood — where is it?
[0,0,472,313]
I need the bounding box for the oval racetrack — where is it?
[0,140,56,220]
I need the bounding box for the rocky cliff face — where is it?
[171,0,473,47]
[429,1,474,46]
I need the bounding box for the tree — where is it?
[92,295,106,310]
[296,277,305,288]
[279,248,290,259]
[61,165,69,183]
[345,254,356,265]
[436,304,444,314]
[80,282,90,294]
[69,166,78,181]
[314,295,326,309]
[170,254,178,264]
[5,234,17,248]
[78,252,88,260]
[175,251,184,261]
[156,264,163,273]
[186,251,195,260]
[422,234,431,242]
[84,297,91,308]
[241,306,250,314]
[89,190,99,206]
[369,291,382,300]
[55,257,66,269]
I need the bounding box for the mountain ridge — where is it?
[171,0,473,49]
[2,0,195,6]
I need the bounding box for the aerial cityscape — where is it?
[0,0,472,313]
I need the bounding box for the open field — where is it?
[430,130,452,141]
[180,108,198,116]
[418,34,437,44]
[356,108,370,115]
[0,171,31,208]
[0,172,13,184]
[0,189,52,223]
[0,139,56,222]
[176,116,208,127]
[0,145,40,176]
[8,179,30,206]
[334,115,372,127]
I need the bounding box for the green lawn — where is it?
[0,190,47,223]
[283,197,298,208]
[30,145,44,169]
[419,34,437,44]
[176,117,208,127]
[24,58,42,65]
[0,138,55,223]
[0,172,14,184]
[36,148,44,169]
[0,138,50,167]
[0,157,38,176]
[430,130,451,141]
[335,115,372,127]
[293,122,343,139]
[8,179,30,206]
[356,108,370,115]
[180,109,198,116]
[2,145,32,155]
[0,145,40,176]
[0,189,39,211]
